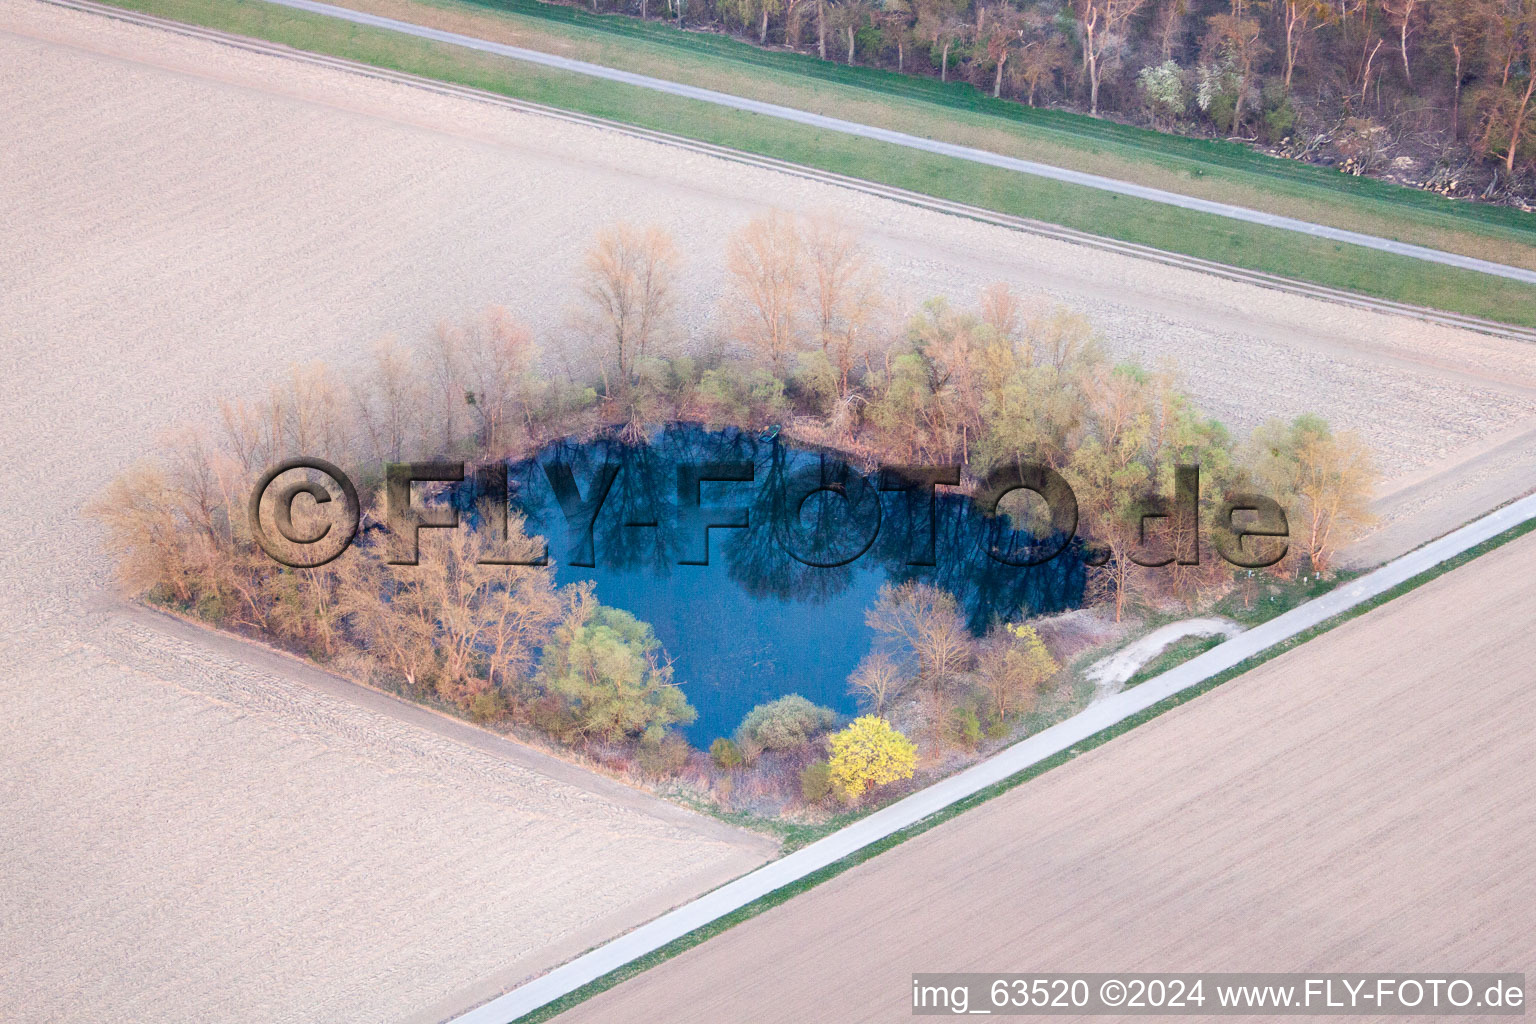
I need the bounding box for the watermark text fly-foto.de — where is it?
[248,456,1292,571]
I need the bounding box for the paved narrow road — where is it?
[456,494,1536,1023]
[554,528,1536,1023]
[259,0,1536,285]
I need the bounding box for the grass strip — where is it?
[94,0,1536,325]
[440,0,1536,241]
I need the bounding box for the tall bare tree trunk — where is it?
[818,0,827,58]
[1157,0,1182,58]
[941,40,951,81]
[846,23,855,63]
[1358,37,1382,106]
[1507,76,1536,173]
[1087,47,1100,114]
[1113,561,1126,622]
[1082,12,1101,115]
[1284,1,1298,90]
[993,52,1007,96]
[1451,42,1463,140]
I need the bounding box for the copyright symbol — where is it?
[248,457,359,568]
[1100,980,1126,1007]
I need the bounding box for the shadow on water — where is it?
[457,424,1085,744]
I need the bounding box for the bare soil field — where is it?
[1,1,1533,1021]
[8,1,1536,516]
[559,528,1536,1024]
[0,5,786,1023]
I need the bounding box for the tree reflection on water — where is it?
[456,423,1085,743]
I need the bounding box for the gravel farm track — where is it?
[2,1,1535,1021]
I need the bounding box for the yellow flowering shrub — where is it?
[828,715,918,802]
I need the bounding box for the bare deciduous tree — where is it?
[578,223,681,391]
[979,3,1026,96]
[341,510,561,701]
[724,211,806,374]
[849,649,910,713]
[866,581,973,694]
[352,336,423,464]
[1279,0,1334,88]
[429,308,539,455]
[975,623,1058,720]
[1075,0,1149,114]
[916,0,970,81]
[1248,415,1376,574]
[1474,0,1536,171]
[1203,11,1269,130]
[801,215,881,395]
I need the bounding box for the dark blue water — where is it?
[460,424,1085,745]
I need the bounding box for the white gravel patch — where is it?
[1086,618,1244,702]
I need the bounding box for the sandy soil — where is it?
[2,1,1534,1020]
[560,529,1536,1023]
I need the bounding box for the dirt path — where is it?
[3,2,1535,1019]
[557,530,1536,1024]
[1084,617,1243,702]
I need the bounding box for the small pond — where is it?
[460,424,1085,745]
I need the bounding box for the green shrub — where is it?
[790,350,839,414]
[736,694,840,751]
[1196,59,1240,133]
[528,694,579,741]
[710,736,745,769]
[636,732,693,777]
[193,591,229,623]
[800,759,834,804]
[539,600,696,741]
[468,689,509,723]
[697,364,788,428]
[948,705,982,749]
[1262,84,1296,144]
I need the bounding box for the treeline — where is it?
[699,213,1375,615]
[552,0,1536,189]
[91,213,1375,810]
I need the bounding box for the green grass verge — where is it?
[436,0,1536,246]
[1214,569,1363,627]
[1121,634,1225,690]
[510,512,1536,1022]
[99,0,1536,326]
